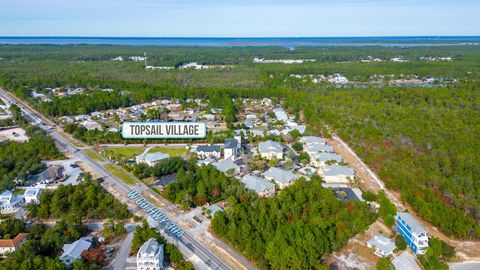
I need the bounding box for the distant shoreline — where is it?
[1,36,479,47]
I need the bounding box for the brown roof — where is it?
[0,233,28,248]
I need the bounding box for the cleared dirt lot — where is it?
[0,127,28,142]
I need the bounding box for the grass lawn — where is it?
[104,164,136,185]
[149,147,188,157]
[83,149,104,162]
[104,148,144,159]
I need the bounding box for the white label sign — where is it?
[122,122,206,139]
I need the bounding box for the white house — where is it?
[311,152,343,167]
[80,120,103,131]
[136,152,170,167]
[262,167,301,189]
[273,108,288,122]
[0,190,23,214]
[224,138,239,161]
[241,174,275,197]
[0,233,28,257]
[60,237,92,265]
[24,188,41,204]
[258,140,283,160]
[367,234,396,258]
[212,160,240,175]
[137,238,164,270]
[196,145,221,159]
[318,165,355,184]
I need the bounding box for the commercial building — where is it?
[137,238,164,270]
[136,152,170,167]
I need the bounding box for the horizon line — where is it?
[1,35,480,39]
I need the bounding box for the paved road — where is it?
[111,225,136,270]
[0,88,247,270]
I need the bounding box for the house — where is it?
[269,129,281,136]
[241,174,275,197]
[136,152,170,167]
[258,140,283,160]
[137,238,164,270]
[262,167,301,189]
[283,125,306,135]
[244,120,255,128]
[305,143,334,154]
[74,114,90,121]
[90,111,104,119]
[367,234,396,258]
[80,120,103,131]
[224,138,239,160]
[33,165,63,183]
[318,165,354,184]
[395,212,429,255]
[273,108,288,122]
[206,205,224,218]
[24,188,41,204]
[212,160,240,175]
[0,233,28,257]
[60,237,92,265]
[197,157,215,166]
[332,188,362,202]
[262,98,272,106]
[0,190,24,214]
[249,128,266,138]
[311,152,343,167]
[196,145,221,159]
[59,116,74,124]
[300,136,326,146]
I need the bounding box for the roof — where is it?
[300,136,326,145]
[138,238,163,257]
[396,212,427,234]
[313,152,342,162]
[137,152,170,162]
[197,144,221,153]
[259,140,283,154]
[24,188,40,196]
[320,166,354,177]
[0,190,13,198]
[60,238,92,260]
[207,205,224,215]
[35,165,62,182]
[224,138,238,149]
[262,167,300,184]
[241,174,275,193]
[212,160,240,173]
[367,234,396,254]
[307,143,334,153]
[0,233,28,248]
[333,188,361,202]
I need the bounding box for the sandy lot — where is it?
[0,127,29,142]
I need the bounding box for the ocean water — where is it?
[0,36,479,47]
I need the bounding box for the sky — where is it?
[0,0,478,37]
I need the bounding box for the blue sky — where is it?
[0,0,478,37]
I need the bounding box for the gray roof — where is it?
[241,174,275,193]
[300,136,326,145]
[138,238,163,257]
[212,160,240,173]
[137,152,170,162]
[224,138,238,149]
[367,234,396,254]
[35,165,62,182]
[306,143,334,153]
[259,140,283,154]
[24,188,40,196]
[396,212,427,234]
[197,144,221,153]
[262,167,300,184]
[207,205,224,216]
[60,238,92,261]
[313,152,342,162]
[320,165,354,177]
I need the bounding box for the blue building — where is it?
[395,212,429,255]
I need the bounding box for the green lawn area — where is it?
[83,149,104,162]
[149,147,188,157]
[105,147,145,158]
[104,164,136,185]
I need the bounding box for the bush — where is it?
[395,235,407,250]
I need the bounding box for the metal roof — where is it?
[241,174,275,193]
